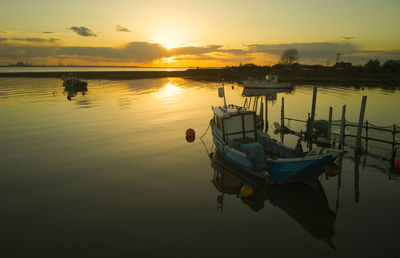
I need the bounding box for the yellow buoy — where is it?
[240,185,253,198]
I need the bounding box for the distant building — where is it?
[333,61,352,70]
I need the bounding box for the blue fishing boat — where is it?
[211,100,340,187]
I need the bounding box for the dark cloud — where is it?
[246,42,357,60]
[68,26,97,37]
[170,45,222,55]
[0,30,9,34]
[116,25,131,33]
[42,31,55,34]
[338,36,355,40]
[0,37,61,43]
[0,40,398,65]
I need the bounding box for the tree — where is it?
[382,59,400,72]
[280,48,300,65]
[364,59,381,70]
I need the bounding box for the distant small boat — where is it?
[62,74,88,91]
[242,75,291,89]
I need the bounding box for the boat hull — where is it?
[211,121,336,186]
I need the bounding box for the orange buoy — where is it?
[186,128,195,137]
[395,159,400,169]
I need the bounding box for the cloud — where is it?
[246,42,357,60]
[68,26,97,37]
[170,45,223,55]
[0,37,61,43]
[338,36,355,40]
[0,40,398,65]
[42,31,55,34]
[116,25,131,32]
[0,30,9,34]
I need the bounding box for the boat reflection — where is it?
[242,87,292,99]
[211,150,337,250]
[64,89,87,101]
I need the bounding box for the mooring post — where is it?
[243,97,247,108]
[392,124,396,154]
[339,105,346,149]
[328,107,333,143]
[259,100,264,130]
[281,97,285,128]
[309,87,317,138]
[355,96,367,156]
[365,120,369,153]
[265,96,269,132]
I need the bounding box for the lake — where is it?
[0,77,399,258]
[0,67,190,73]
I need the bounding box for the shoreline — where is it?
[0,69,398,86]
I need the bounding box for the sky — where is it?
[0,0,399,67]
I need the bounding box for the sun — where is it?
[149,22,191,49]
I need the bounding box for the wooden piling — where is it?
[281,97,285,128]
[354,96,367,156]
[392,124,396,154]
[328,107,333,141]
[309,87,317,137]
[265,96,268,132]
[260,101,264,130]
[365,120,369,153]
[339,105,346,149]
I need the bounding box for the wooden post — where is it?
[259,101,264,130]
[328,107,333,142]
[247,97,252,109]
[393,124,396,154]
[254,96,259,112]
[281,97,285,128]
[365,120,369,153]
[265,96,268,132]
[309,87,317,138]
[355,96,367,156]
[339,105,346,150]
[243,97,247,108]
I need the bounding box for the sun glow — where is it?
[149,22,191,49]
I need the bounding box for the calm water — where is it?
[0,78,399,258]
[0,67,189,73]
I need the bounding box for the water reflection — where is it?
[210,150,337,249]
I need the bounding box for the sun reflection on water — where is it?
[154,81,185,103]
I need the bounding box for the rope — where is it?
[200,120,211,139]
[199,120,214,156]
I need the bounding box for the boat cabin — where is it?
[212,105,257,146]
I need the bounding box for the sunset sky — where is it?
[0,0,399,67]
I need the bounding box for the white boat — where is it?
[242,75,291,89]
[210,82,340,187]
